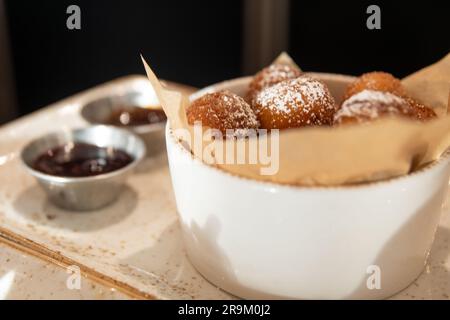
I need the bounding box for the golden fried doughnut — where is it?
[334,90,435,125]
[405,97,437,121]
[253,76,336,129]
[343,71,406,101]
[187,90,259,137]
[246,64,302,104]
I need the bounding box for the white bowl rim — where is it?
[168,74,450,190]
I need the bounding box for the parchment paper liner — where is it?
[142,53,450,186]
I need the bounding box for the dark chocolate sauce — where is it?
[108,107,166,126]
[33,142,133,177]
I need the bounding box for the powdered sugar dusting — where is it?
[345,90,406,108]
[334,89,411,124]
[187,90,259,137]
[257,64,302,89]
[246,64,302,103]
[254,76,336,128]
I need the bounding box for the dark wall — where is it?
[5,0,450,118]
[6,0,243,115]
[289,1,450,77]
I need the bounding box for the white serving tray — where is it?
[0,241,129,299]
[0,76,448,300]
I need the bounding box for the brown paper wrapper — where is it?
[402,53,450,116]
[142,53,450,186]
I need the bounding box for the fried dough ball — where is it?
[334,90,436,125]
[343,71,406,101]
[246,63,302,104]
[405,97,437,121]
[187,90,259,137]
[253,76,337,129]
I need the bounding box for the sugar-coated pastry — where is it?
[405,97,437,121]
[343,72,406,102]
[334,90,435,125]
[187,90,259,137]
[246,64,302,104]
[253,76,336,129]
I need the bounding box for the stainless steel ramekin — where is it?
[80,92,165,156]
[21,125,146,211]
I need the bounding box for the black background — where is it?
[5,0,450,117]
[289,1,450,76]
[0,299,447,318]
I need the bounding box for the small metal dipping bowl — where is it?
[21,125,146,211]
[80,90,166,156]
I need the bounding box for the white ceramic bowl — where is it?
[166,74,450,299]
